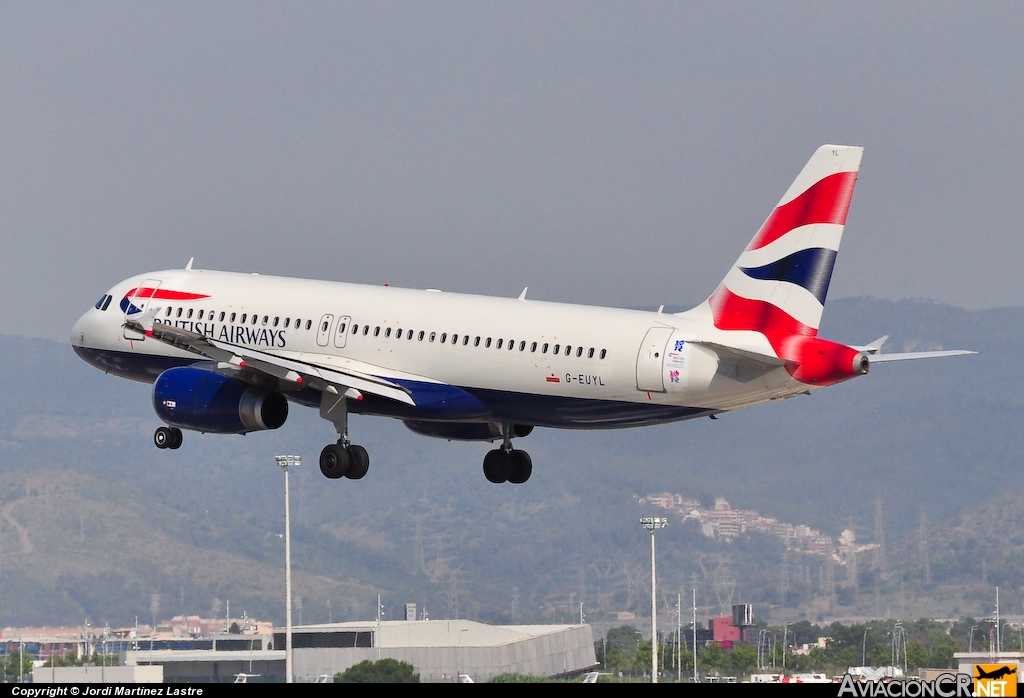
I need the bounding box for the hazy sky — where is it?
[3,3,1022,341]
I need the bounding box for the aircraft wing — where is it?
[130,318,416,406]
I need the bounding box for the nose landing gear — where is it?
[154,426,183,450]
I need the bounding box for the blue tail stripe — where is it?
[739,247,837,304]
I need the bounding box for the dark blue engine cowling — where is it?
[153,366,288,434]
[403,421,533,441]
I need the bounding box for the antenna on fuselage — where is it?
[185,257,194,271]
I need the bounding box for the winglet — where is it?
[518,287,528,301]
[185,257,194,271]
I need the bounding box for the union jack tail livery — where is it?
[708,144,862,338]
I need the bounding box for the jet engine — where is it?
[153,365,288,434]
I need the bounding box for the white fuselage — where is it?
[72,268,816,430]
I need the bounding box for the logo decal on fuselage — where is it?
[153,318,288,349]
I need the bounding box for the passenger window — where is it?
[531,342,537,352]
[230,313,237,322]
[240,313,247,323]
[553,344,560,354]
[520,341,526,351]
[496,339,503,349]
[385,327,391,338]
[220,312,226,322]
[542,343,549,354]
[340,323,347,334]
[374,326,380,336]
[273,317,280,327]
[305,320,312,330]
[429,332,436,342]
[284,318,290,328]
[463,335,469,346]
[262,315,268,326]
[440,333,447,343]
[177,308,184,318]
[588,348,595,358]
[418,331,425,341]
[252,315,258,325]
[396,329,402,339]
[352,324,359,334]
[508,340,514,351]
[452,334,458,344]
[408,331,413,340]
[198,310,204,320]
[565,345,571,356]
[600,349,607,359]
[474,336,481,346]
[187,309,194,319]
[321,321,329,332]
[166,307,173,317]
[363,326,369,335]
[485,338,492,348]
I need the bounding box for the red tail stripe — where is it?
[709,286,817,339]
[746,171,858,251]
[126,287,210,301]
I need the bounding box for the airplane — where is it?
[70,145,974,484]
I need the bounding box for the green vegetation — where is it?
[1,650,34,681]
[334,658,419,683]
[597,619,978,682]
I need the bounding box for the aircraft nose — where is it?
[71,307,101,348]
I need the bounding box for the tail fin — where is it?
[689,144,864,338]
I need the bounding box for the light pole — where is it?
[640,517,667,683]
[275,454,301,684]
[862,626,872,666]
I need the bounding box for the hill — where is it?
[0,297,1020,627]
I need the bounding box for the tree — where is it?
[2,650,34,681]
[335,658,419,683]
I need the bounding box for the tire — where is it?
[345,445,369,480]
[482,449,511,484]
[319,444,350,479]
[507,450,533,484]
[168,428,183,450]
[154,427,171,449]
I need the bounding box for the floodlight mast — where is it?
[640,517,667,683]
[275,454,301,684]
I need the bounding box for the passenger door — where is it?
[636,327,674,393]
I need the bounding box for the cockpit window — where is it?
[94,295,107,310]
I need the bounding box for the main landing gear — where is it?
[318,389,370,481]
[154,426,183,450]
[482,424,532,484]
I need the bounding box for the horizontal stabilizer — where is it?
[687,341,793,368]
[868,349,977,363]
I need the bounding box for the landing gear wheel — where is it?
[345,445,369,480]
[154,426,172,449]
[483,449,512,484]
[507,450,533,484]
[319,444,350,479]
[168,427,183,450]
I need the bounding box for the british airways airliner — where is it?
[71,145,972,484]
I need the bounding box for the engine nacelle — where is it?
[153,366,289,434]
[403,421,533,442]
